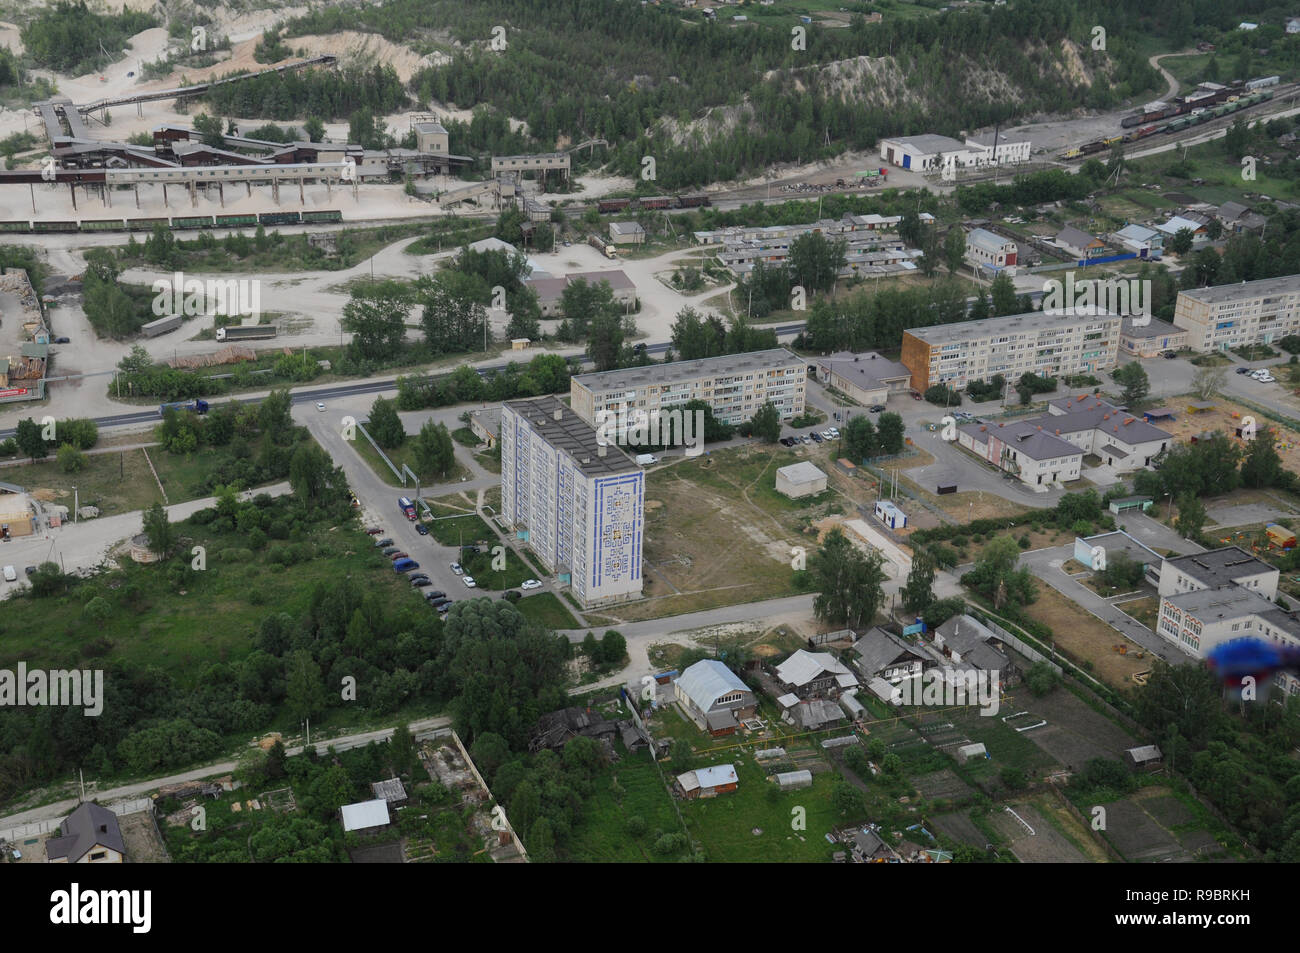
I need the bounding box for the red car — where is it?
[365,527,383,535]
[389,551,409,561]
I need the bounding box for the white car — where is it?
[450,562,464,575]
[820,431,833,440]
[316,402,326,411]
[1258,375,1276,383]
[462,576,477,588]
[827,427,840,438]
[2,565,14,582]
[521,579,543,590]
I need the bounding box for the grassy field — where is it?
[351,434,471,488]
[1020,584,1152,690]
[426,513,495,547]
[617,445,823,622]
[515,592,580,629]
[0,447,164,516]
[0,514,419,687]
[459,545,532,590]
[564,742,689,862]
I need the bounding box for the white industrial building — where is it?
[500,395,645,609]
[965,228,1018,270]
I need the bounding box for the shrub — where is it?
[82,596,113,622]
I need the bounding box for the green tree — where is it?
[586,308,626,371]
[812,528,887,628]
[990,271,1018,316]
[965,535,1035,608]
[1167,228,1194,255]
[670,739,693,774]
[14,418,47,461]
[1175,493,1207,540]
[289,442,340,510]
[142,500,173,558]
[411,419,456,478]
[342,282,411,362]
[1112,362,1149,404]
[389,723,418,777]
[875,412,905,454]
[748,401,781,443]
[1240,427,1283,489]
[1191,366,1225,401]
[843,415,877,461]
[56,442,84,473]
[367,395,406,449]
[900,547,936,615]
[285,650,327,724]
[944,225,966,276]
[303,116,325,142]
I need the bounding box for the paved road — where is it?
[0,715,453,837]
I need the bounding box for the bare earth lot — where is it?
[1022,585,1153,690]
[989,800,1090,863]
[1014,686,1139,771]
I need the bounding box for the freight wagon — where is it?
[300,209,343,223]
[258,211,302,226]
[171,215,215,229]
[214,213,259,227]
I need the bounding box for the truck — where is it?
[141,314,182,338]
[159,399,209,416]
[216,325,277,342]
[398,496,417,520]
[634,454,658,466]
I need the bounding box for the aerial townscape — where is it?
[0,0,1294,913]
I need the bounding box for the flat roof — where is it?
[1080,530,1161,566]
[1122,316,1185,339]
[573,347,803,392]
[881,133,968,155]
[1176,274,1300,304]
[776,461,826,484]
[341,799,390,832]
[503,394,639,476]
[1163,547,1276,589]
[905,308,1118,345]
[1167,586,1298,636]
[818,351,910,388]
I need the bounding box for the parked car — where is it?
[425,590,446,600]
[1162,350,1178,359]
[462,576,477,588]
[438,602,453,613]
[4,565,18,582]
[411,577,432,588]
[869,404,886,413]
[415,523,429,535]
[911,391,923,400]
[365,527,383,535]
[1258,374,1276,384]
[393,558,419,572]
[382,546,400,556]
[54,336,70,344]
[521,579,543,590]
[1236,366,1253,375]
[811,432,823,443]
[800,435,810,444]
[429,596,452,608]
[450,562,464,575]
[502,590,522,601]
[23,566,36,576]
[827,427,840,438]
[375,538,393,548]
[316,402,326,411]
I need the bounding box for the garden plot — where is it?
[912,768,975,802]
[1098,788,1230,863]
[930,811,988,848]
[1015,687,1139,771]
[989,801,1090,863]
[1001,710,1048,732]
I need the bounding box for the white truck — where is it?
[635,454,658,466]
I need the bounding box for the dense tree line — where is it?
[204,64,407,121]
[20,1,157,74]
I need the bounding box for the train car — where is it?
[258,211,302,226]
[128,217,169,232]
[677,193,711,208]
[301,209,343,224]
[0,221,31,232]
[637,196,673,210]
[31,221,78,233]
[1121,113,1146,128]
[214,213,259,228]
[171,215,215,230]
[597,198,632,213]
[79,219,127,232]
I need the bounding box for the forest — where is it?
[19,1,158,75]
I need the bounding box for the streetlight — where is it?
[73,486,77,524]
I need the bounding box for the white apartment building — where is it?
[901,309,1121,393]
[1173,275,1300,351]
[957,418,1084,487]
[500,395,644,609]
[570,348,807,430]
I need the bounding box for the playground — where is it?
[1159,394,1300,476]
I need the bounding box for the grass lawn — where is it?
[459,545,532,590]
[451,427,479,447]
[427,513,495,547]
[679,756,855,862]
[0,515,419,688]
[1115,595,1160,630]
[352,435,469,487]
[515,592,580,629]
[564,741,689,862]
[0,448,164,516]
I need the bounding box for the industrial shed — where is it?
[775,461,827,498]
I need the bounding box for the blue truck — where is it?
[159,399,210,416]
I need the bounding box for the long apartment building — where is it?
[570,348,806,430]
[1154,547,1300,695]
[1173,275,1300,350]
[900,309,1121,393]
[500,395,644,609]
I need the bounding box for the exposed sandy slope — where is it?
[292,31,450,83]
